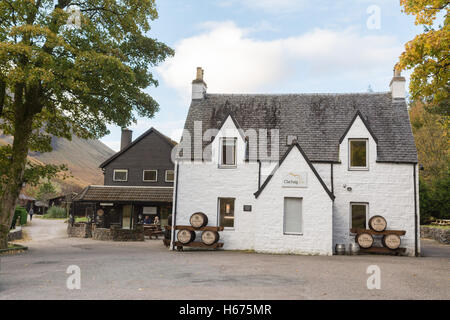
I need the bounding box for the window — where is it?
[165,170,174,182]
[220,138,237,167]
[218,198,235,228]
[284,197,302,234]
[351,203,368,229]
[113,169,128,182]
[143,170,158,182]
[349,139,368,170]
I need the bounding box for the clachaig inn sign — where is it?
[282,172,308,188]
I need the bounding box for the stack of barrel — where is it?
[177,212,221,246]
[355,215,402,251]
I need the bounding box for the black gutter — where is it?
[171,162,180,249]
[331,163,334,194]
[413,164,419,257]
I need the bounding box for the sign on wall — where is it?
[282,172,308,188]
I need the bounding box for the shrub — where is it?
[44,206,67,219]
[420,171,450,224]
[11,206,28,228]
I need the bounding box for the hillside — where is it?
[0,134,115,188]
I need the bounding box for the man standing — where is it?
[29,207,34,221]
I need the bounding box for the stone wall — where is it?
[421,227,450,245]
[8,228,23,241]
[67,223,92,238]
[111,224,144,241]
[92,226,113,241]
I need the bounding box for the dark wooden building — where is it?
[73,127,176,229]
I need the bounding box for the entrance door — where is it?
[122,205,132,229]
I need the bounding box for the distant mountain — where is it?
[0,134,115,188]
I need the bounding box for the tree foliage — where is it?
[398,0,449,117]
[409,101,449,182]
[409,101,450,223]
[0,0,173,248]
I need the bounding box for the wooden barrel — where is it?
[356,232,374,249]
[190,212,208,229]
[201,230,220,245]
[177,229,196,244]
[382,234,401,250]
[369,215,387,232]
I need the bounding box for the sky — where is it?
[100,0,424,151]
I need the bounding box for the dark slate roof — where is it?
[181,93,418,163]
[74,186,173,202]
[100,127,177,168]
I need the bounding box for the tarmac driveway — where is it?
[0,218,449,300]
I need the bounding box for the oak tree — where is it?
[0,0,173,248]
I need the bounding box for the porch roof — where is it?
[74,185,173,203]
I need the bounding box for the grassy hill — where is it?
[0,134,114,189]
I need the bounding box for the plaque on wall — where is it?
[243,205,252,212]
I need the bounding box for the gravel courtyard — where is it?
[0,218,449,300]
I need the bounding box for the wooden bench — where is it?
[144,225,164,239]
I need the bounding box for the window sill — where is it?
[348,167,369,171]
[218,165,237,169]
[284,232,303,236]
[223,228,235,231]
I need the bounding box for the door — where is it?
[122,205,132,229]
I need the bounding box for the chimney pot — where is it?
[389,65,406,99]
[120,128,133,150]
[192,67,207,100]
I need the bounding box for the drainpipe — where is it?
[413,164,419,257]
[257,160,261,189]
[170,162,180,250]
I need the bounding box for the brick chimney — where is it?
[192,67,207,100]
[389,66,406,99]
[120,128,133,150]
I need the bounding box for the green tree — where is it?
[0,1,173,248]
[398,0,449,117]
[36,181,57,201]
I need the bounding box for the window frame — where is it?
[350,202,369,230]
[348,138,369,171]
[142,170,158,182]
[165,170,174,182]
[283,197,303,235]
[217,197,235,230]
[113,169,128,182]
[219,137,237,168]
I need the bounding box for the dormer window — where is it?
[349,139,368,170]
[113,169,128,182]
[220,138,237,167]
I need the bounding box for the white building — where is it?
[171,68,419,256]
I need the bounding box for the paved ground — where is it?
[0,218,449,300]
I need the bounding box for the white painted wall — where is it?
[333,115,418,256]
[254,147,333,255]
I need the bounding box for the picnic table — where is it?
[431,219,450,226]
[144,224,164,239]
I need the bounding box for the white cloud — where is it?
[157,21,402,98]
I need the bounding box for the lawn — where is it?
[421,224,450,230]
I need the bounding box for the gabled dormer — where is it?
[338,111,378,171]
[209,113,247,168]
